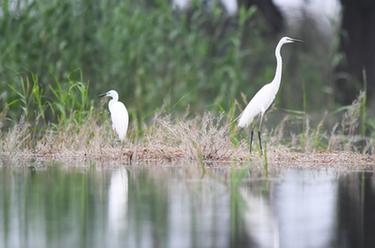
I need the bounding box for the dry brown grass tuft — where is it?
[34,117,114,155]
[0,119,30,158]
[143,113,249,161]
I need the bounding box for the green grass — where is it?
[0,0,340,123]
[4,74,96,142]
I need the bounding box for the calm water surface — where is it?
[0,162,374,248]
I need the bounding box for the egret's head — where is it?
[280,36,303,44]
[99,90,119,100]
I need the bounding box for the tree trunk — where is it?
[238,0,284,33]
[335,0,375,104]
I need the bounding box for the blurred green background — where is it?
[0,0,372,130]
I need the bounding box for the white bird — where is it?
[238,36,302,154]
[100,90,129,141]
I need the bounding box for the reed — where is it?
[1,0,338,121]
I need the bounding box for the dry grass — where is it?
[143,113,248,161]
[0,110,374,168]
[2,113,249,163]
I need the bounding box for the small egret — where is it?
[238,36,302,154]
[100,90,129,141]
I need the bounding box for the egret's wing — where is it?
[238,84,275,128]
[109,102,129,141]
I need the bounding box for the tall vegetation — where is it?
[1,0,334,123]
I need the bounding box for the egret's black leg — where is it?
[249,129,254,153]
[258,131,263,154]
[258,114,265,155]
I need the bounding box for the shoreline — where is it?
[2,148,374,169]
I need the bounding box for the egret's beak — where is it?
[291,38,303,43]
[99,92,107,97]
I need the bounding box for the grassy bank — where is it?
[0,80,374,166]
[1,113,373,167]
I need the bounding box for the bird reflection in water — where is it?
[107,168,129,243]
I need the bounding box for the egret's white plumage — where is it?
[238,36,299,128]
[101,90,129,141]
[238,36,301,153]
[238,82,277,128]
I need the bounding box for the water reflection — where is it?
[275,170,338,248]
[337,172,375,248]
[107,168,128,245]
[0,164,374,248]
[240,187,279,248]
[167,177,231,248]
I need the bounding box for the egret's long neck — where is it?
[272,41,283,90]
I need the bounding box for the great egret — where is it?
[100,90,129,141]
[238,36,302,154]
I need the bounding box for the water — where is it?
[0,163,374,248]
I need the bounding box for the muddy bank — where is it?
[3,148,373,169]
